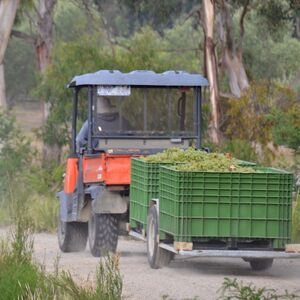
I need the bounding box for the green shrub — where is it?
[218,139,257,163]
[269,102,300,152]
[0,110,32,204]
[224,82,296,146]
[218,277,299,300]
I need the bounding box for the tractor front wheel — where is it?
[88,212,118,257]
[58,219,88,252]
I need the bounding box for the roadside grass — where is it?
[0,170,59,233]
[0,204,10,226]
[27,193,59,233]
[218,277,300,300]
[0,188,122,300]
[0,225,123,300]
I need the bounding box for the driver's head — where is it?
[96,96,116,114]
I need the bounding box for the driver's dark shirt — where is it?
[76,113,131,152]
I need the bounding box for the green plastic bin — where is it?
[129,158,174,229]
[159,166,293,249]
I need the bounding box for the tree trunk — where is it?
[202,0,221,144]
[0,64,6,107]
[36,0,56,119]
[0,0,20,108]
[295,16,300,40]
[217,1,249,98]
[35,0,59,163]
[223,49,249,98]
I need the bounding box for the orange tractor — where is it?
[58,70,208,257]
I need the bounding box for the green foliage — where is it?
[256,0,299,36]
[55,1,97,42]
[5,37,36,105]
[240,5,300,83]
[0,110,32,201]
[269,102,300,151]
[105,0,198,34]
[118,27,171,71]
[218,277,299,300]
[0,111,62,231]
[224,82,295,145]
[220,139,258,163]
[25,163,64,196]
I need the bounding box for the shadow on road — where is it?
[169,257,300,278]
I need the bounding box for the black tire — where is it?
[88,212,118,257]
[147,206,174,269]
[249,258,274,271]
[58,219,88,252]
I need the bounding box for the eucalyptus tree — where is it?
[12,0,57,119]
[0,0,20,108]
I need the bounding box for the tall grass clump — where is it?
[26,194,59,233]
[0,223,123,299]
[0,203,39,299]
[0,185,123,299]
[47,255,122,300]
[218,278,299,300]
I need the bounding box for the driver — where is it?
[76,96,131,152]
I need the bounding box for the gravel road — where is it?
[1,229,299,299]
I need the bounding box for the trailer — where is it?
[130,202,300,271]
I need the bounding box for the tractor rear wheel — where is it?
[58,219,88,252]
[249,258,273,271]
[88,212,118,257]
[147,206,174,269]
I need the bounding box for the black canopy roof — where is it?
[68,70,209,88]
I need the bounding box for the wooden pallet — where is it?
[285,244,300,253]
[174,241,193,251]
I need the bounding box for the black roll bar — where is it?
[71,88,79,155]
[87,86,93,154]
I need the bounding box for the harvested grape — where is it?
[141,148,255,172]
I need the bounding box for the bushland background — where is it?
[0,0,300,249]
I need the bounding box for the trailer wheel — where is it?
[147,206,174,269]
[88,212,118,257]
[249,258,273,271]
[58,219,88,252]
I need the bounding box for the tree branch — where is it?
[220,0,236,53]
[182,5,201,24]
[11,30,36,44]
[238,0,250,53]
[157,47,202,53]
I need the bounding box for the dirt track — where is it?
[1,230,294,299]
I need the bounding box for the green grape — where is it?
[141,148,256,173]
